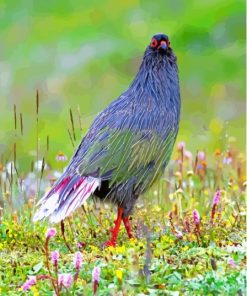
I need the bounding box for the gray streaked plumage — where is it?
[33,33,180,223]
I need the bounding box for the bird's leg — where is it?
[103,207,124,247]
[122,216,134,239]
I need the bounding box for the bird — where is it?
[33,33,181,247]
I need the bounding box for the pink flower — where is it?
[223,156,232,165]
[22,276,37,291]
[74,251,83,270]
[58,273,73,288]
[228,258,236,268]
[56,152,68,162]
[51,250,59,266]
[192,210,200,225]
[213,190,221,206]
[76,241,86,249]
[45,228,57,239]
[184,150,192,160]
[92,266,101,283]
[177,141,185,151]
[175,230,183,239]
[197,151,205,161]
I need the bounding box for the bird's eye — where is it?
[150,38,158,48]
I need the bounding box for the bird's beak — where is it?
[159,41,168,51]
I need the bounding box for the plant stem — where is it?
[45,238,59,295]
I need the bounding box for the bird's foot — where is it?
[102,240,116,248]
[123,216,134,239]
[102,207,124,248]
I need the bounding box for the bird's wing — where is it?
[71,93,177,191]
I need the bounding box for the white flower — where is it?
[6,162,16,175]
[34,160,48,171]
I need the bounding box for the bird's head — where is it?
[149,33,171,54]
[135,32,178,84]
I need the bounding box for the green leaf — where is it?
[29,262,43,275]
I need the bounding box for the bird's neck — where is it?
[130,50,180,111]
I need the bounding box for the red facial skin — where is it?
[150,38,170,49]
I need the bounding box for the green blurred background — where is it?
[0,0,245,171]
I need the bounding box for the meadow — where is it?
[0,0,246,295]
[0,131,246,295]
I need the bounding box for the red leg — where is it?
[123,216,134,239]
[103,207,124,247]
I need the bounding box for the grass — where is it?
[0,133,246,295]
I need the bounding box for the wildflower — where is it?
[187,170,193,177]
[92,266,101,295]
[177,141,185,151]
[176,188,183,194]
[76,241,86,250]
[116,269,123,280]
[214,148,221,156]
[56,152,68,162]
[58,273,73,288]
[174,171,182,178]
[197,160,207,170]
[213,190,221,206]
[211,190,221,223]
[153,205,161,212]
[192,210,200,225]
[175,230,183,239]
[45,228,57,239]
[184,218,191,233]
[73,251,83,283]
[192,210,201,244]
[22,276,37,291]
[92,266,101,282]
[50,250,59,266]
[74,252,83,270]
[184,150,192,160]
[30,286,39,296]
[197,151,205,161]
[6,162,15,175]
[223,156,232,165]
[34,160,48,171]
[228,258,236,268]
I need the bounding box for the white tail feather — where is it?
[33,193,60,222]
[33,176,100,223]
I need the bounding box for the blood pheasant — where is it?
[33,33,181,247]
